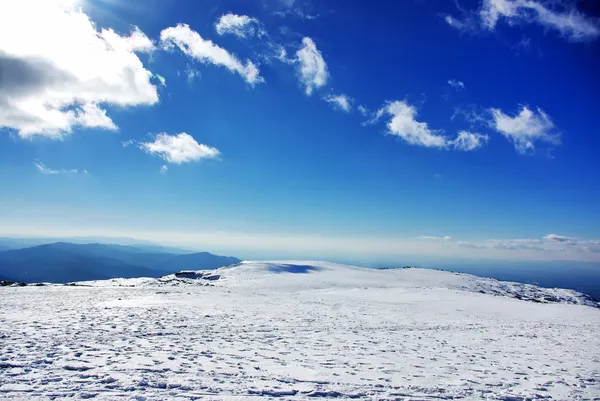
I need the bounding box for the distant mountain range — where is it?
[0,242,240,283]
[0,236,193,254]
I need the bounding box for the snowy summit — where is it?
[1,261,599,400]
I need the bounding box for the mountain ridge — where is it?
[61,261,600,309]
[0,242,241,283]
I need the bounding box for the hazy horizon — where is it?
[3,230,600,267]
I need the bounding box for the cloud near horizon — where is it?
[2,225,599,262]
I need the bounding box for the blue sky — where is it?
[1,0,599,262]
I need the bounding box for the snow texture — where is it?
[1,261,599,400]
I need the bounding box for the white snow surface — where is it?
[1,261,599,400]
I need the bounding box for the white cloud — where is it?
[358,105,370,117]
[490,106,560,153]
[160,165,169,173]
[374,101,449,148]
[448,79,465,90]
[102,26,156,53]
[139,133,220,164]
[486,238,546,251]
[452,131,488,151]
[296,37,328,95]
[448,0,600,42]
[453,234,600,259]
[544,233,574,243]
[0,1,158,139]
[373,101,487,151]
[34,161,80,175]
[324,93,352,112]
[480,0,520,28]
[73,103,118,131]
[215,13,263,38]
[160,24,263,85]
[417,236,452,240]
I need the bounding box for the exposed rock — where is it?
[0,280,26,287]
[174,271,221,281]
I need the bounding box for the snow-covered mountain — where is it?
[70,261,599,308]
[0,242,241,283]
[1,261,599,400]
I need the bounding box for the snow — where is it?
[1,261,599,400]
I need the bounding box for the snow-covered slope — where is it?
[72,260,599,308]
[1,261,599,400]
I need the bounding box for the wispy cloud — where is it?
[296,37,329,95]
[358,105,370,117]
[448,79,465,90]
[417,236,452,240]
[273,0,318,20]
[160,165,169,173]
[215,13,263,38]
[34,161,87,175]
[444,15,469,31]
[138,132,220,164]
[452,131,489,151]
[446,0,600,42]
[451,105,489,126]
[456,234,600,256]
[160,24,263,85]
[490,106,560,154]
[185,65,201,84]
[324,93,352,112]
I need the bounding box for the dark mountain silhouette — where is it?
[0,242,240,283]
[0,245,12,252]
